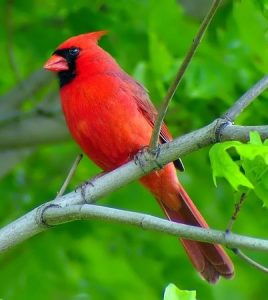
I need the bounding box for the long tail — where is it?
[160,185,234,283]
[140,166,234,283]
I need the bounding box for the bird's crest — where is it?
[56,30,108,50]
[84,30,108,43]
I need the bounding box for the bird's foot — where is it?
[134,145,163,173]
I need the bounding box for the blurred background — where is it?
[1,0,268,299]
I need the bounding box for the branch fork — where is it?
[214,119,233,143]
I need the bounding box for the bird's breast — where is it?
[60,75,153,171]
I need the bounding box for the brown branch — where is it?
[226,192,247,233]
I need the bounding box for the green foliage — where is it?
[164,284,196,300]
[1,0,268,299]
[209,141,254,190]
[210,132,268,206]
[254,0,268,19]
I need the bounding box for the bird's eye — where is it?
[69,48,80,56]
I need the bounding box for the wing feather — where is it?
[120,73,184,171]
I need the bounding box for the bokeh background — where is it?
[1,0,268,299]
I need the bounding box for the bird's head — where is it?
[44,31,107,87]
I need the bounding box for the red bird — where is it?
[44,31,234,283]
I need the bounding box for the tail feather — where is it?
[140,167,234,283]
[160,186,234,283]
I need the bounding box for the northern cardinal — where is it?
[44,31,234,283]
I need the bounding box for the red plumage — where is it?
[44,31,234,283]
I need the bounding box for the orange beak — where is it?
[44,55,69,72]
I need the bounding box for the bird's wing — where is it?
[121,73,184,171]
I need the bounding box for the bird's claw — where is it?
[134,145,163,173]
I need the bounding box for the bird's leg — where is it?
[133,145,163,173]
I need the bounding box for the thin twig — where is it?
[226,192,247,233]
[149,0,223,151]
[223,75,268,122]
[232,248,268,274]
[226,192,268,274]
[56,154,83,198]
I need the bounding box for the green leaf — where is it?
[242,156,268,207]
[210,132,268,206]
[234,132,268,164]
[249,131,263,145]
[237,132,268,206]
[164,284,196,300]
[235,144,268,164]
[209,142,253,190]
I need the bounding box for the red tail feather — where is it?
[140,166,234,283]
[161,186,234,283]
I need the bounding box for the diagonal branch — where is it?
[0,121,267,253]
[0,75,268,256]
[232,248,268,274]
[149,0,223,151]
[222,75,268,122]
